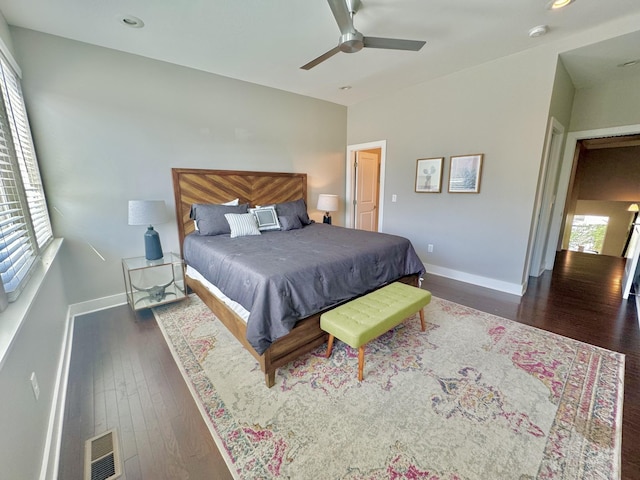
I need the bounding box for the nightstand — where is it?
[122,252,187,310]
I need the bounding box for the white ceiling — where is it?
[0,0,639,106]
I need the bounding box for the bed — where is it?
[172,168,425,387]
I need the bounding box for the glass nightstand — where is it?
[122,252,187,310]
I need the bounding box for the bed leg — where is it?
[265,370,276,388]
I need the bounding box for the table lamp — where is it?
[128,200,168,260]
[317,194,339,225]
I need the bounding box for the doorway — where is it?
[547,124,640,301]
[545,124,640,272]
[345,140,386,231]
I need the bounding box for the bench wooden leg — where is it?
[419,309,426,332]
[325,334,335,358]
[358,346,365,381]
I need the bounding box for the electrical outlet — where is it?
[428,244,434,253]
[391,194,397,203]
[30,372,40,400]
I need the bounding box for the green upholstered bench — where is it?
[320,282,432,381]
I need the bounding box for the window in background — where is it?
[568,215,608,254]
[0,51,53,303]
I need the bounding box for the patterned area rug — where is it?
[152,295,624,479]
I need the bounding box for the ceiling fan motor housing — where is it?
[339,31,364,53]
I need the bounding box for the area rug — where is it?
[152,295,624,479]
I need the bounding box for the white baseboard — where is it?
[424,262,525,296]
[67,292,127,317]
[40,307,74,480]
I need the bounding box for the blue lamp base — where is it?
[144,226,164,261]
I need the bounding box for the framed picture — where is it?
[415,157,444,193]
[448,154,484,193]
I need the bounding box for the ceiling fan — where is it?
[301,0,426,70]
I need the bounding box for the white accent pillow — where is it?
[249,206,281,231]
[224,213,261,238]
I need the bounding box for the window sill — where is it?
[0,238,64,370]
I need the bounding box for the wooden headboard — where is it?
[171,168,307,254]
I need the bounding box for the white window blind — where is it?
[0,52,52,301]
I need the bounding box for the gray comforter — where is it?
[183,223,425,354]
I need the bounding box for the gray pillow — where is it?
[275,199,311,225]
[279,215,303,231]
[190,203,249,235]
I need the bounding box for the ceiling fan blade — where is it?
[363,37,426,51]
[300,46,342,70]
[327,0,356,35]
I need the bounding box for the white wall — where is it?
[0,242,70,480]
[548,59,575,132]
[570,73,640,132]
[11,27,347,304]
[347,47,558,293]
[347,13,640,293]
[0,11,14,58]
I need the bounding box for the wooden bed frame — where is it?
[172,168,418,387]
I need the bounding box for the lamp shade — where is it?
[317,194,339,213]
[128,200,168,226]
[628,203,639,212]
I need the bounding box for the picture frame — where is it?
[448,154,484,193]
[415,157,444,193]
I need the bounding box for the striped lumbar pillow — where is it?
[224,213,262,238]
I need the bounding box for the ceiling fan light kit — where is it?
[301,0,426,70]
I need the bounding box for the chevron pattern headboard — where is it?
[171,168,307,255]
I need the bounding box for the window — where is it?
[568,215,608,254]
[0,52,53,302]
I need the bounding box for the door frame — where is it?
[526,117,565,279]
[345,140,387,229]
[547,122,640,271]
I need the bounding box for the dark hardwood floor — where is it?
[58,250,640,479]
[58,305,234,480]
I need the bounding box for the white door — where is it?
[355,150,380,231]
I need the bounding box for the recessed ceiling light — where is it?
[528,25,549,38]
[118,15,144,28]
[339,85,352,91]
[547,0,575,9]
[618,60,639,68]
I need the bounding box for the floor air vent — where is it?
[84,429,122,480]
